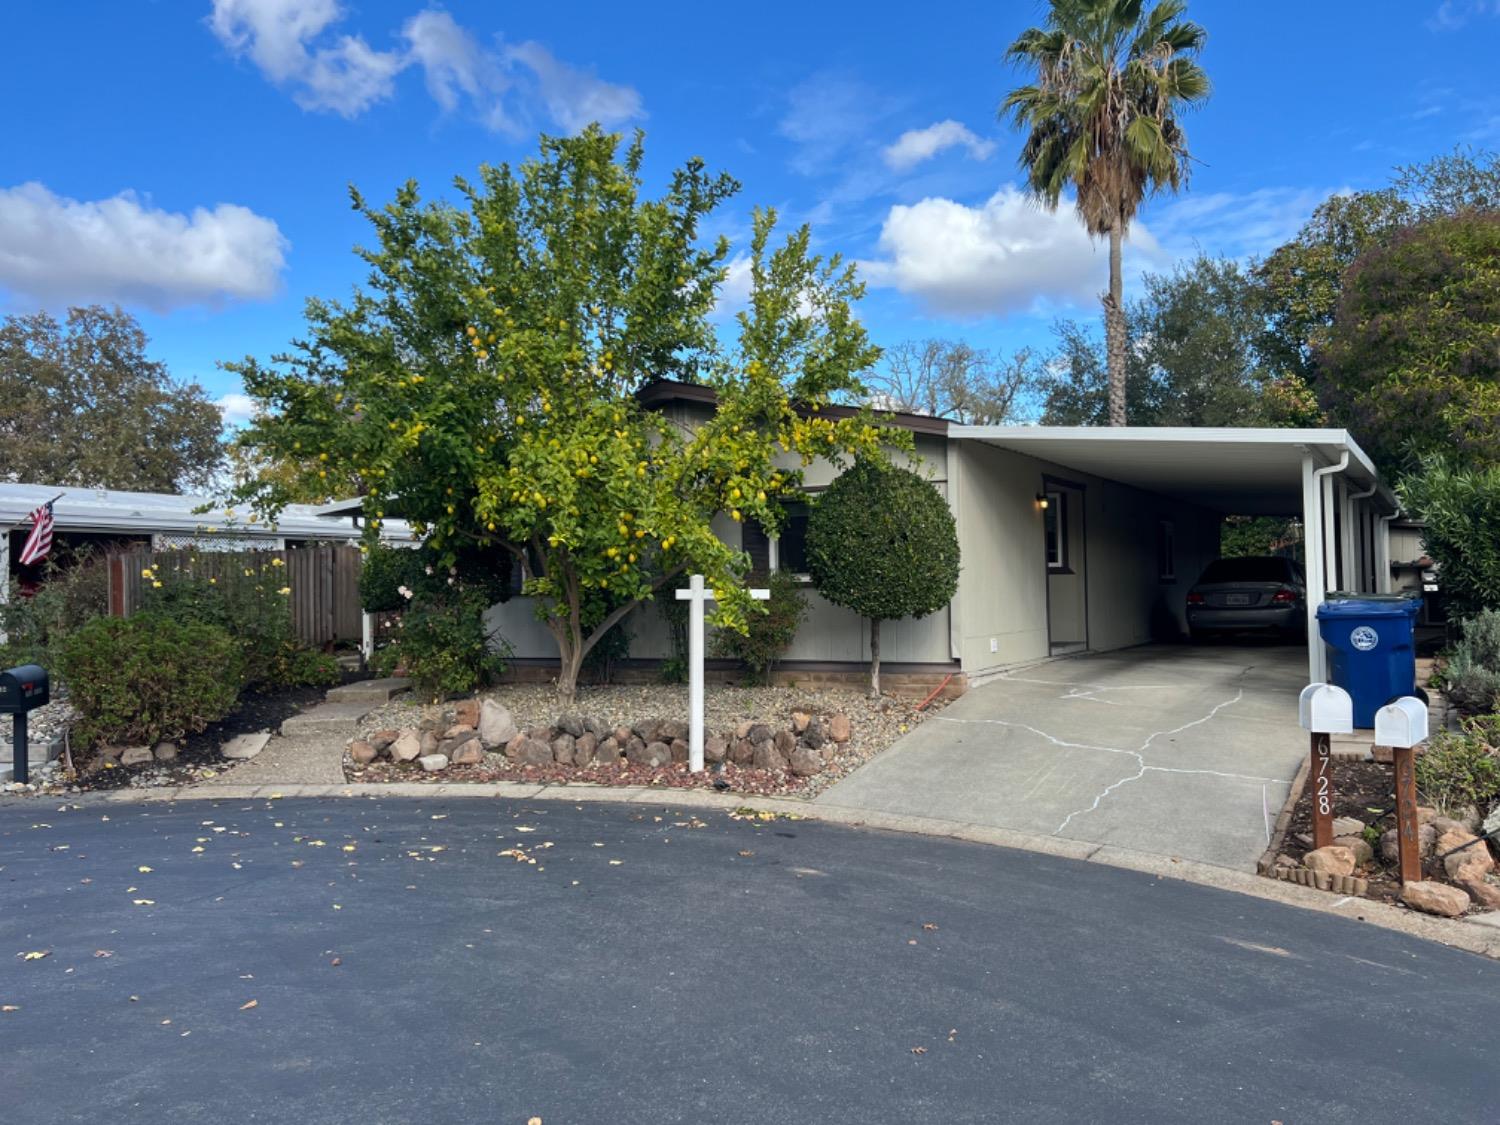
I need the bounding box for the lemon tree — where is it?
[230,126,892,702]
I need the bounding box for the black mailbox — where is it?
[0,664,48,714]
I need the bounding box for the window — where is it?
[1158,520,1176,582]
[1044,490,1067,570]
[772,500,811,575]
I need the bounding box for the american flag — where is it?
[18,501,54,566]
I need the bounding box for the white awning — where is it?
[949,426,1396,517]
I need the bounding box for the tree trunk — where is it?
[1104,219,1127,427]
[868,617,881,698]
[555,638,583,708]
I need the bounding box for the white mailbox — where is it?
[1299,683,1354,734]
[1374,697,1428,748]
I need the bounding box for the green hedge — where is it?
[57,614,244,747]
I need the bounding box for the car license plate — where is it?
[1225,594,1250,606]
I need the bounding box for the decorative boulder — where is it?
[575,732,598,762]
[1331,835,1374,866]
[443,723,476,741]
[829,714,852,743]
[730,738,755,765]
[753,741,788,771]
[734,720,754,740]
[773,730,796,755]
[803,719,826,750]
[625,736,647,759]
[669,739,690,763]
[1401,880,1471,917]
[556,713,586,739]
[120,746,154,767]
[1462,878,1500,910]
[450,741,484,766]
[1303,845,1356,878]
[1438,829,1494,883]
[631,719,660,743]
[595,736,620,764]
[789,747,822,777]
[790,711,811,733]
[419,753,449,773]
[453,699,481,729]
[390,731,422,762]
[152,741,179,762]
[517,739,553,766]
[1380,824,1435,862]
[368,729,399,752]
[551,734,576,766]
[439,731,478,758]
[627,740,672,767]
[613,726,633,746]
[748,723,772,745]
[420,730,440,756]
[349,740,377,765]
[705,736,727,765]
[659,719,689,743]
[479,700,518,748]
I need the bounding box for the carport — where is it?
[947,426,1400,683]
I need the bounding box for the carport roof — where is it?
[949,426,1396,516]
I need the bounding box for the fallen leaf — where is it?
[341,845,356,852]
[910,1046,927,1055]
[21,951,50,961]
[330,957,342,967]
[514,826,535,833]
[191,847,204,854]
[132,899,155,906]
[907,939,917,946]
[431,814,447,820]
[93,950,113,958]
[332,904,342,910]
[137,866,153,873]
[239,999,258,1010]
[738,850,755,857]
[922,923,939,932]
[1,1005,18,1012]
[608,859,623,866]
[529,1118,542,1125]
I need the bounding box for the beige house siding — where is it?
[950,440,1221,682]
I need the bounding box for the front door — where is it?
[1043,480,1087,655]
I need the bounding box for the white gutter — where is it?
[1302,451,1348,683]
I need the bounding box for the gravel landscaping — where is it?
[350,682,943,797]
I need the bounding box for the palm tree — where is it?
[1002,0,1209,425]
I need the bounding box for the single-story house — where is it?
[0,481,415,586]
[488,380,1400,696]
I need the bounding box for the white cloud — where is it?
[711,253,754,318]
[1150,186,1334,261]
[208,0,406,117]
[216,392,260,427]
[883,120,996,171]
[209,1,642,133]
[861,187,1163,318]
[505,41,643,133]
[1429,1,1500,30]
[0,182,288,311]
[778,73,893,175]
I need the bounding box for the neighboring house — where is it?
[1387,517,1443,625]
[0,482,414,585]
[489,380,1399,695]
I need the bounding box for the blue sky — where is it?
[3,0,1499,423]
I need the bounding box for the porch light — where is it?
[1035,493,1050,509]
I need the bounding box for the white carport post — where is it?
[0,526,9,645]
[1375,512,1396,593]
[1301,455,1327,683]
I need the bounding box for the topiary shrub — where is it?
[712,569,807,685]
[56,613,243,748]
[806,457,960,695]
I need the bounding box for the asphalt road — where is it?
[3,796,1497,1125]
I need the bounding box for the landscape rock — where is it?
[418,753,449,773]
[735,720,755,740]
[503,732,526,758]
[450,741,484,766]
[829,713,852,743]
[1401,880,1471,917]
[631,719,660,742]
[659,719,689,743]
[1431,816,1470,838]
[753,740,788,771]
[803,718,826,750]
[627,740,671,767]
[120,746,154,767]
[419,730,440,756]
[152,741,178,762]
[1303,845,1357,878]
[575,732,598,761]
[704,736,727,765]
[443,723,476,741]
[439,730,478,757]
[453,699,481,729]
[222,732,272,761]
[390,731,422,762]
[613,726,633,746]
[730,738,755,765]
[1380,824,1436,862]
[789,747,823,777]
[1417,806,1438,825]
[557,713,585,739]
[368,729,399,752]
[748,723,772,745]
[595,736,620,764]
[773,729,796,755]
[669,738,689,763]
[1331,815,1365,838]
[1461,878,1500,910]
[349,740,377,765]
[551,734,576,766]
[517,739,553,767]
[478,700,518,748]
[98,744,125,759]
[791,711,811,733]
[1438,829,1494,882]
[1331,835,1374,866]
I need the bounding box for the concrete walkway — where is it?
[817,643,1309,871]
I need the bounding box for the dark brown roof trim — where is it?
[635,378,950,437]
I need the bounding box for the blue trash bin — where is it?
[1316,596,1421,728]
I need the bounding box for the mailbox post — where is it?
[1298,684,1354,850]
[1375,697,1429,885]
[0,664,50,785]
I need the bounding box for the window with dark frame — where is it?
[1044,489,1067,570]
[773,500,811,576]
[1158,520,1176,582]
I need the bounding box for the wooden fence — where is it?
[107,545,364,648]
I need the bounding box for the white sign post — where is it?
[676,574,769,772]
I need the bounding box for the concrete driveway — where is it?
[817,643,1309,870]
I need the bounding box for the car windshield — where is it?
[1197,557,1290,584]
